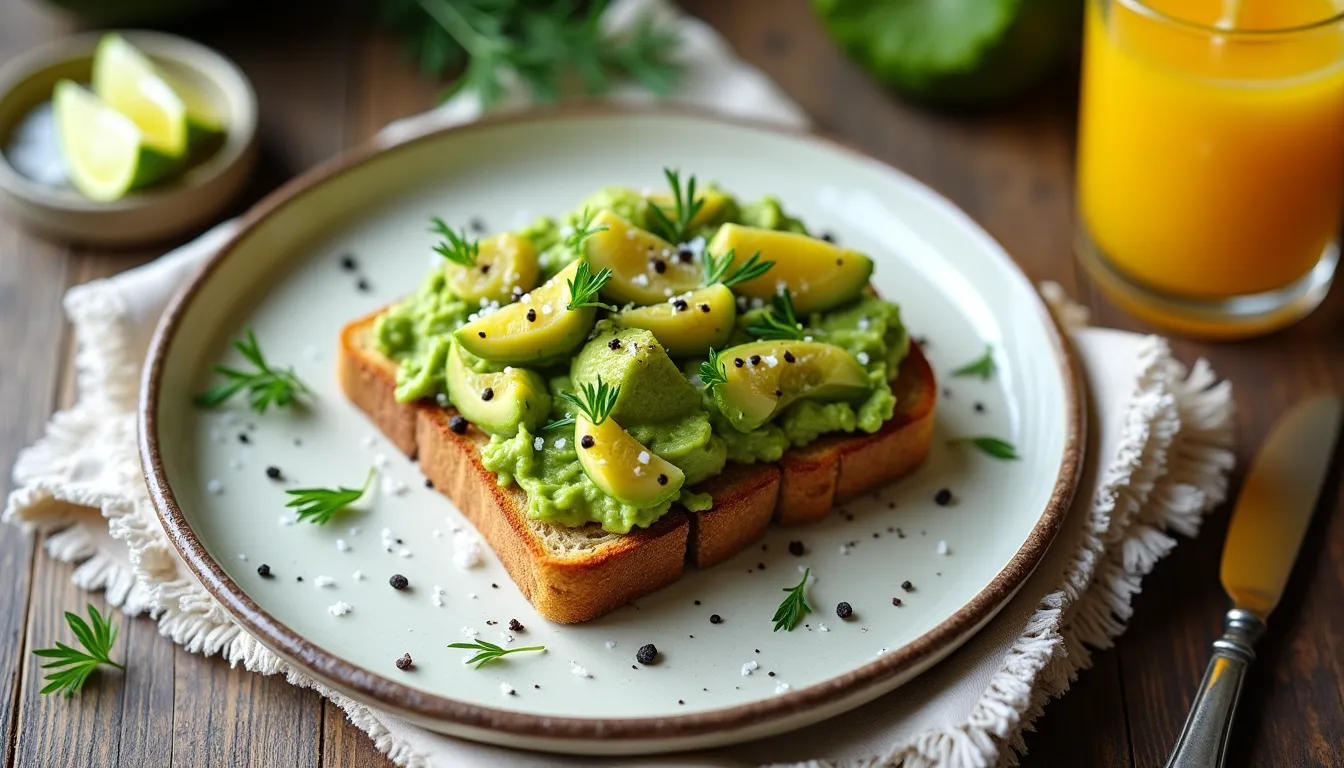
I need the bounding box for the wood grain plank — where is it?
[0,229,71,767]
[321,701,390,768]
[1087,273,1344,767]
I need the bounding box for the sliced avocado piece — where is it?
[572,327,703,424]
[613,284,735,358]
[454,260,595,366]
[709,340,870,433]
[444,232,539,306]
[646,188,733,230]
[582,210,701,306]
[575,413,685,507]
[706,224,873,313]
[444,341,550,436]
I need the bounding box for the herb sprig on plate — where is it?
[285,469,375,524]
[949,436,1019,460]
[32,605,124,697]
[647,168,704,244]
[772,568,813,632]
[559,376,621,425]
[195,329,312,414]
[746,290,806,341]
[430,217,479,267]
[448,639,546,668]
[702,248,773,289]
[952,345,996,380]
[565,260,617,312]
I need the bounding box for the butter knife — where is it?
[1165,395,1342,768]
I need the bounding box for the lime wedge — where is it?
[54,80,176,201]
[91,33,193,157]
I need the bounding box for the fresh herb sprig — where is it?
[559,376,621,425]
[647,168,704,244]
[195,329,312,414]
[702,248,773,289]
[430,217,479,267]
[772,568,813,632]
[952,345,996,380]
[376,0,680,108]
[949,436,1019,460]
[698,348,728,390]
[32,605,124,697]
[542,415,575,431]
[566,260,617,311]
[285,469,375,525]
[448,639,546,668]
[565,207,609,251]
[745,290,806,341]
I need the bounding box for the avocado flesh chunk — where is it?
[712,340,870,433]
[706,224,874,313]
[454,260,593,366]
[444,232,539,306]
[575,413,685,507]
[614,284,735,358]
[583,210,701,306]
[445,341,550,436]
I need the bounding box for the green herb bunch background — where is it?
[374,0,681,107]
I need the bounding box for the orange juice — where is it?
[1077,0,1344,306]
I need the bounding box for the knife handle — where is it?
[1165,609,1266,768]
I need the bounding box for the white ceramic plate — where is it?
[141,109,1082,755]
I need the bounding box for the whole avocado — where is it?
[813,0,1082,107]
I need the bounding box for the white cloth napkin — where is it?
[4,1,1237,766]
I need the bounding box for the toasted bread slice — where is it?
[338,311,934,622]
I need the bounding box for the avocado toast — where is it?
[338,173,936,623]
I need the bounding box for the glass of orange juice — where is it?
[1076,0,1344,338]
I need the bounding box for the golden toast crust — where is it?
[337,312,934,623]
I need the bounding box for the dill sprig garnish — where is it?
[565,207,610,251]
[542,415,575,431]
[31,605,124,697]
[565,260,617,311]
[698,348,728,390]
[558,376,621,425]
[194,329,312,414]
[430,217,479,267]
[448,639,546,668]
[702,248,773,289]
[952,345,996,380]
[285,469,375,525]
[949,436,1019,460]
[745,290,806,341]
[772,568,813,632]
[647,168,704,244]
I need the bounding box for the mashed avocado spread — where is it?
[375,182,909,533]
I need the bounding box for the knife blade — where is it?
[1166,395,1342,768]
[1221,395,1342,618]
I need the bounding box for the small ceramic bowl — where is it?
[0,30,257,246]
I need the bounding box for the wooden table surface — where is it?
[2,1,1341,766]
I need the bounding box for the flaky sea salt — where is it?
[857,352,871,365]
[453,532,483,569]
[570,662,591,678]
[373,452,389,468]
[774,681,791,694]
[605,640,617,650]
[554,437,567,450]
[206,479,224,495]
[937,540,950,555]
[314,576,335,588]
[741,660,758,676]
[328,602,352,617]
[352,570,364,581]
[637,451,650,464]
[461,626,479,638]
[336,539,350,552]
[398,548,412,558]
[500,682,515,696]
[533,436,545,451]
[818,623,830,633]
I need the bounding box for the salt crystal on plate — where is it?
[605,640,617,650]
[741,660,758,676]
[774,681,791,694]
[570,662,591,678]
[314,576,335,588]
[352,570,364,580]
[336,539,350,552]
[500,682,515,696]
[461,626,479,638]
[398,548,412,558]
[206,479,224,495]
[328,602,352,617]
[937,540,950,555]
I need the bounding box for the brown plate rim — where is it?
[139,104,1086,743]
